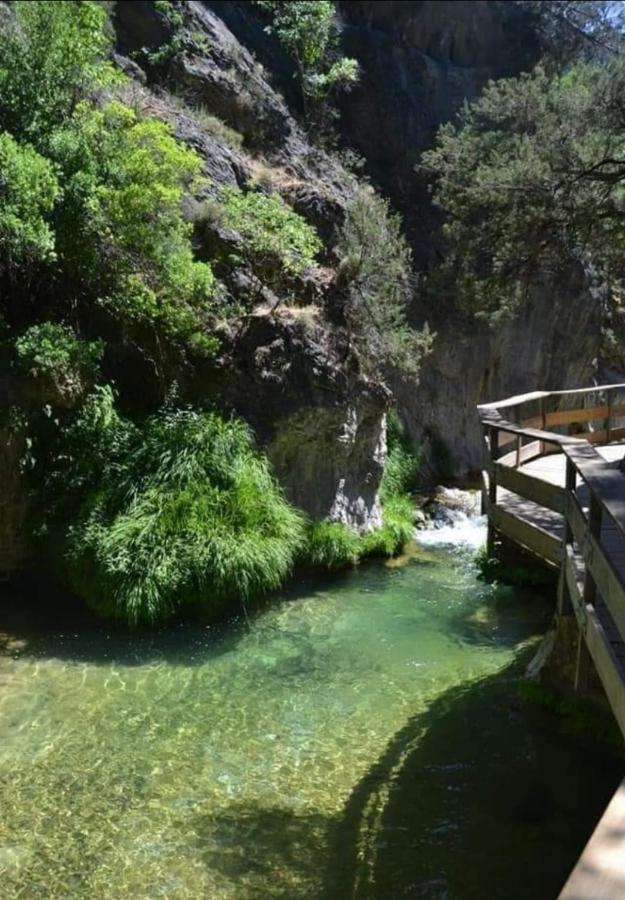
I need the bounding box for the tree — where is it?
[421,59,625,322]
[218,186,321,306]
[515,1,624,67]
[336,188,432,376]
[0,0,117,142]
[254,1,358,124]
[0,133,59,277]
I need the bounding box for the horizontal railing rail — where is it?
[478,384,625,740]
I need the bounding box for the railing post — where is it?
[487,425,498,556]
[558,457,577,617]
[539,396,546,455]
[582,492,602,607]
[607,389,613,443]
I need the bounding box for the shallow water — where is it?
[0,537,621,899]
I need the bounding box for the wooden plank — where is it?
[559,779,625,900]
[563,548,585,622]
[546,404,610,427]
[564,444,625,542]
[495,462,565,513]
[584,604,625,740]
[478,391,549,413]
[520,415,544,429]
[585,533,625,646]
[478,383,625,417]
[566,491,588,547]
[499,440,543,467]
[493,505,561,564]
[586,426,625,445]
[479,417,586,445]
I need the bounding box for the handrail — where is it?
[478,385,625,740]
[478,382,625,415]
[480,387,625,888]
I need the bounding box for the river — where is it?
[0,511,620,898]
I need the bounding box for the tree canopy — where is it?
[422,57,625,322]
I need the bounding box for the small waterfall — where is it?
[416,488,486,550]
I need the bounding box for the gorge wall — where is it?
[196,0,603,478]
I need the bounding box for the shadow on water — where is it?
[0,566,364,666]
[322,651,623,900]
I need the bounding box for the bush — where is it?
[0,133,59,273]
[15,323,103,381]
[380,410,422,500]
[0,0,117,142]
[254,1,358,124]
[336,188,432,377]
[49,100,218,345]
[304,520,360,569]
[360,494,415,559]
[218,185,321,304]
[49,396,305,625]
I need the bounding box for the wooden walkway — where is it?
[478,386,625,899]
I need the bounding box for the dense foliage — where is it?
[218,186,322,304]
[0,0,419,625]
[336,188,432,375]
[422,58,625,322]
[0,1,218,356]
[39,391,305,624]
[15,323,103,381]
[0,133,59,273]
[254,0,358,125]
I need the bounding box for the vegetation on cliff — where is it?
[0,0,427,625]
[423,15,625,325]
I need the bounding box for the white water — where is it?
[416,489,487,551]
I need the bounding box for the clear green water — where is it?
[0,541,621,899]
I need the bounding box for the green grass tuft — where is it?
[360,494,415,559]
[51,393,305,626]
[303,521,360,569]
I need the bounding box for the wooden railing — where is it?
[478,383,625,737]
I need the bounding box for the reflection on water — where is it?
[0,542,620,899]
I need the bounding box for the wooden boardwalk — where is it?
[478,387,625,899]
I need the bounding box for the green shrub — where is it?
[360,494,415,559]
[254,1,358,122]
[304,520,360,569]
[0,0,117,142]
[49,100,218,345]
[0,133,59,272]
[50,396,305,625]
[15,323,103,381]
[380,410,422,501]
[218,185,321,305]
[336,188,432,377]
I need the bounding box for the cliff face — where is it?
[1,1,603,574]
[184,0,601,477]
[337,0,539,261]
[112,0,388,532]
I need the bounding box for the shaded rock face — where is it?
[269,406,385,530]
[184,311,389,529]
[398,264,602,477]
[337,0,538,261]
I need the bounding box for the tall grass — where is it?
[360,410,420,558]
[303,521,360,569]
[56,392,304,625]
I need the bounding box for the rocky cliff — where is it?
[0,1,606,573]
[146,0,601,480]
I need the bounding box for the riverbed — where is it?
[0,528,620,899]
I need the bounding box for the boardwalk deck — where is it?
[497,443,625,695]
[478,389,625,898]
